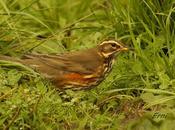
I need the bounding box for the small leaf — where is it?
[7,69,22,85]
[158,72,170,89]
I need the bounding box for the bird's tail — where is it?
[0,55,40,76]
[0,55,22,62]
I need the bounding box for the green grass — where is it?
[1,0,175,129]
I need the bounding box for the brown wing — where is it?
[21,48,103,79]
[0,49,104,89]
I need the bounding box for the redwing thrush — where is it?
[0,40,128,90]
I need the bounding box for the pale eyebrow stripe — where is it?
[99,40,121,46]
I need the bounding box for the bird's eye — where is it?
[111,43,117,47]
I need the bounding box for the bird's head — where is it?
[98,40,128,58]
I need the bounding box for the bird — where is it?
[0,40,128,90]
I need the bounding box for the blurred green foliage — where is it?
[1,0,175,129]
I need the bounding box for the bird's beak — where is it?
[120,46,129,51]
